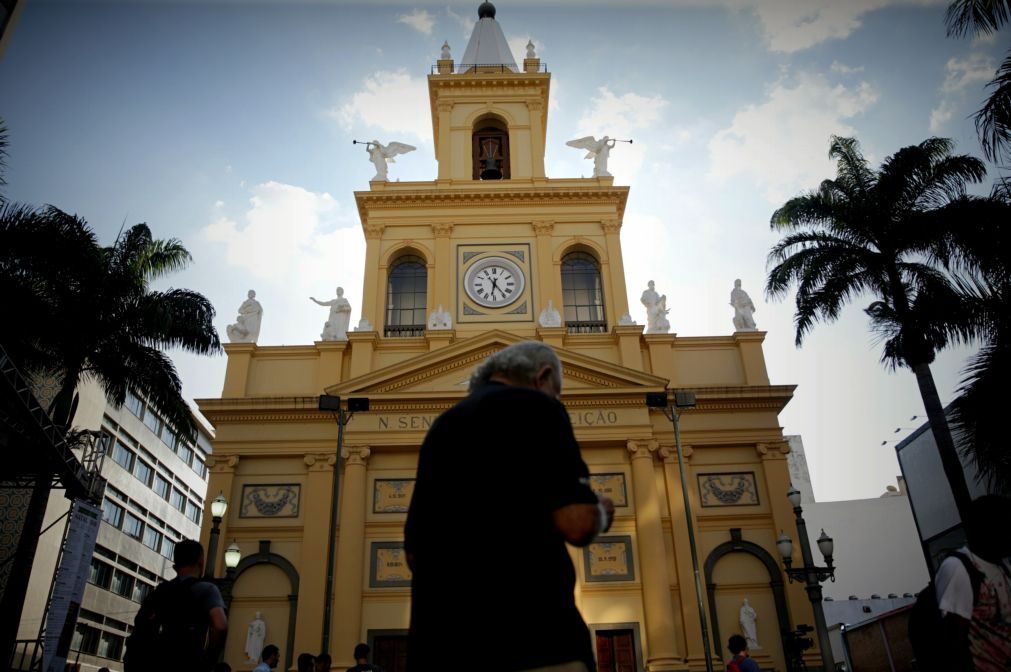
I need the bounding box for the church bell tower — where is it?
[354,1,632,345]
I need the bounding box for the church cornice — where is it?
[355,185,630,223]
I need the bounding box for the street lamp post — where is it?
[777,485,836,672]
[317,394,369,656]
[205,492,228,578]
[646,390,714,672]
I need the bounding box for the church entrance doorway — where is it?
[595,629,637,672]
[371,632,408,672]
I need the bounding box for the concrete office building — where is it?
[16,379,211,672]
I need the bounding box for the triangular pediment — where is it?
[325,331,667,397]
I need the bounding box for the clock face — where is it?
[464,256,525,308]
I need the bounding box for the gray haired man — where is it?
[405,341,613,672]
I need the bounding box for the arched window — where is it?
[561,251,606,333]
[385,255,427,337]
[472,117,510,180]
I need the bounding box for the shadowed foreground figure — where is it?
[405,341,614,671]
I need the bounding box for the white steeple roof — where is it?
[460,2,517,71]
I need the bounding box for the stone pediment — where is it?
[325,331,667,397]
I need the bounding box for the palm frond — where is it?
[945,0,1011,37]
[975,49,1011,165]
[950,342,1011,492]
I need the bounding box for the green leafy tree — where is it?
[766,136,989,518]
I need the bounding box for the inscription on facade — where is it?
[568,410,620,427]
[589,473,628,507]
[583,535,635,582]
[370,542,412,587]
[377,415,437,431]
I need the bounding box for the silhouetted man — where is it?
[405,341,614,671]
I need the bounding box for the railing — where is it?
[8,639,43,671]
[430,62,547,74]
[384,325,426,338]
[566,321,607,335]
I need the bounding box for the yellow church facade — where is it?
[197,7,821,671]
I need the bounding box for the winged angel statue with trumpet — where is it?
[566,135,631,177]
[355,139,417,181]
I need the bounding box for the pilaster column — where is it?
[431,222,454,312]
[601,218,629,324]
[294,453,338,656]
[627,440,681,671]
[659,444,705,665]
[221,343,255,397]
[528,99,546,178]
[331,445,371,668]
[532,220,558,315]
[200,455,240,577]
[757,442,794,561]
[361,223,385,329]
[436,100,453,179]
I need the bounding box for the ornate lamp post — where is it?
[776,484,836,672]
[220,541,242,609]
[205,492,228,578]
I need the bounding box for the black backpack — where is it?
[124,576,207,672]
[908,551,983,672]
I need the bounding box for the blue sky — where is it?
[2,0,1005,501]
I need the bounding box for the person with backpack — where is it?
[932,495,1011,672]
[725,634,760,672]
[124,539,229,672]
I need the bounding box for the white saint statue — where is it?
[362,139,417,182]
[640,280,670,333]
[740,598,760,650]
[226,289,263,343]
[244,611,266,663]
[526,40,537,59]
[310,287,352,341]
[538,299,562,328]
[427,305,452,330]
[566,135,618,177]
[440,41,452,60]
[730,279,757,331]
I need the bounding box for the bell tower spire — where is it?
[429,2,549,180]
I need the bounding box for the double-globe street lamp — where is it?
[776,484,836,672]
[204,493,243,604]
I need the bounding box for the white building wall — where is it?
[785,436,929,616]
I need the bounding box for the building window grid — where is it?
[101,499,124,529]
[385,255,427,337]
[561,252,607,333]
[111,442,134,471]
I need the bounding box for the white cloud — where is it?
[929,100,954,134]
[940,52,994,94]
[445,5,474,36]
[335,69,432,142]
[573,87,669,184]
[397,8,435,35]
[747,0,941,53]
[830,60,865,75]
[708,71,878,202]
[930,52,994,132]
[202,181,357,283]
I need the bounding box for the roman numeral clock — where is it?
[457,245,533,324]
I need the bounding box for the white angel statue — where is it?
[361,139,417,181]
[566,135,618,177]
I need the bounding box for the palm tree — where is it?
[946,1,1011,167]
[2,118,219,440]
[766,136,989,520]
[0,207,221,442]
